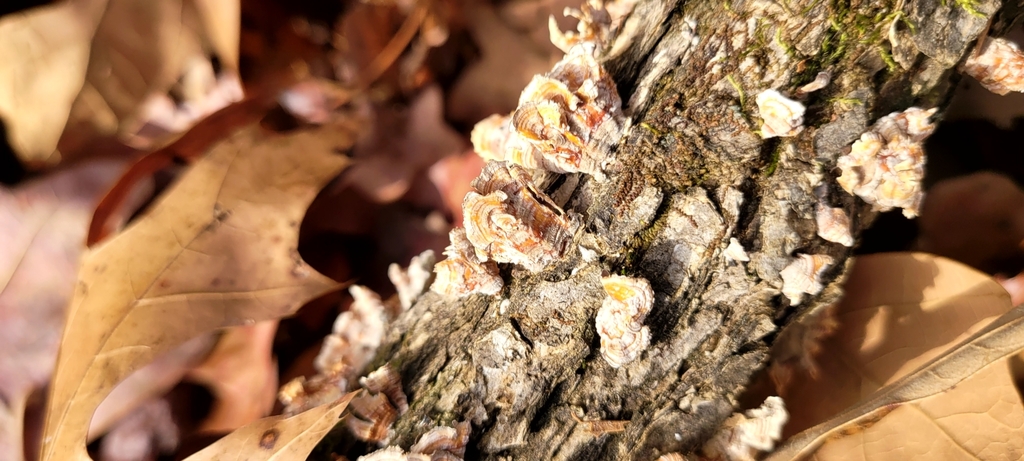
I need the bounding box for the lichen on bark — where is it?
[365,0,1017,459]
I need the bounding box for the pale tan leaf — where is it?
[187,320,280,433]
[0,0,241,164]
[0,159,145,461]
[85,0,242,144]
[89,333,217,441]
[0,0,107,163]
[768,253,1024,461]
[38,122,354,461]
[779,253,1014,435]
[185,391,356,461]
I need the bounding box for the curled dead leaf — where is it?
[185,391,356,460]
[769,253,1024,460]
[39,121,355,461]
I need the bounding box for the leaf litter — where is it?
[2,0,1024,460]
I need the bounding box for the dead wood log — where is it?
[370,0,1021,459]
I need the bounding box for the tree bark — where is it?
[372,0,1020,459]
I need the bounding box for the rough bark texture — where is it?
[371,0,1021,459]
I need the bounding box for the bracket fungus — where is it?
[836,107,936,218]
[815,204,854,247]
[470,8,625,179]
[755,89,805,138]
[779,254,833,306]
[963,37,1024,95]
[463,162,581,272]
[596,275,654,368]
[430,228,503,298]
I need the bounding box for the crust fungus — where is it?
[463,162,581,272]
[388,250,436,310]
[964,37,1024,95]
[701,396,788,461]
[836,107,936,218]
[359,422,471,461]
[755,89,805,138]
[724,237,750,264]
[796,71,831,95]
[779,254,833,306]
[314,285,388,376]
[280,292,395,416]
[596,275,654,368]
[815,204,854,247]
[430,228,504,298]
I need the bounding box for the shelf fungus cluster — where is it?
[470,8,625,179]
[359,422,471,461]
[436,1,627,297]
[964,37,1024,95]
[279,285,388,416]
[779,254,833,306]
[815,203,854,247]
[431,162,581,296]
[701,396,788,461]
[548,0,612,53]
[755,89,805,139]
[836,107,936,218]
[389,249,436,310]
[596,275,654,368]
[346,364,410,444]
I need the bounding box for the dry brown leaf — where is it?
[84,0,241,146]
[0,0,107,164]
[0,0,240,165]
[446,1,559,125]
[186,320,280,433]
[38,122,354,461]
[769,253,1024,460]
[342,85,467,204]
[0,160,147,461]
[185,391,355,461]
[89,333,217,441]
[916,172,1024,276]
[97,398,178,461]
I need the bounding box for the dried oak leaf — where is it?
[0,160,142,461]
[0,0,105,164]
[768,253,1024,460]
[90,333,217,442]
[186,320,280,433]
[185,391,356,461]
[38,121,354,461]
[0,0,240,165]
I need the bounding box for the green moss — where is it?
[726,74,746,106]
[774,28,798,60]
[620,212,669,274]
[945,0,985,17]
[878,45,899,72]
[639,122,663,137]
[762,145,782,177]
[830,97,863,109]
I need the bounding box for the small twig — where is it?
[570,409,628,436]
[356,0,431,89]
